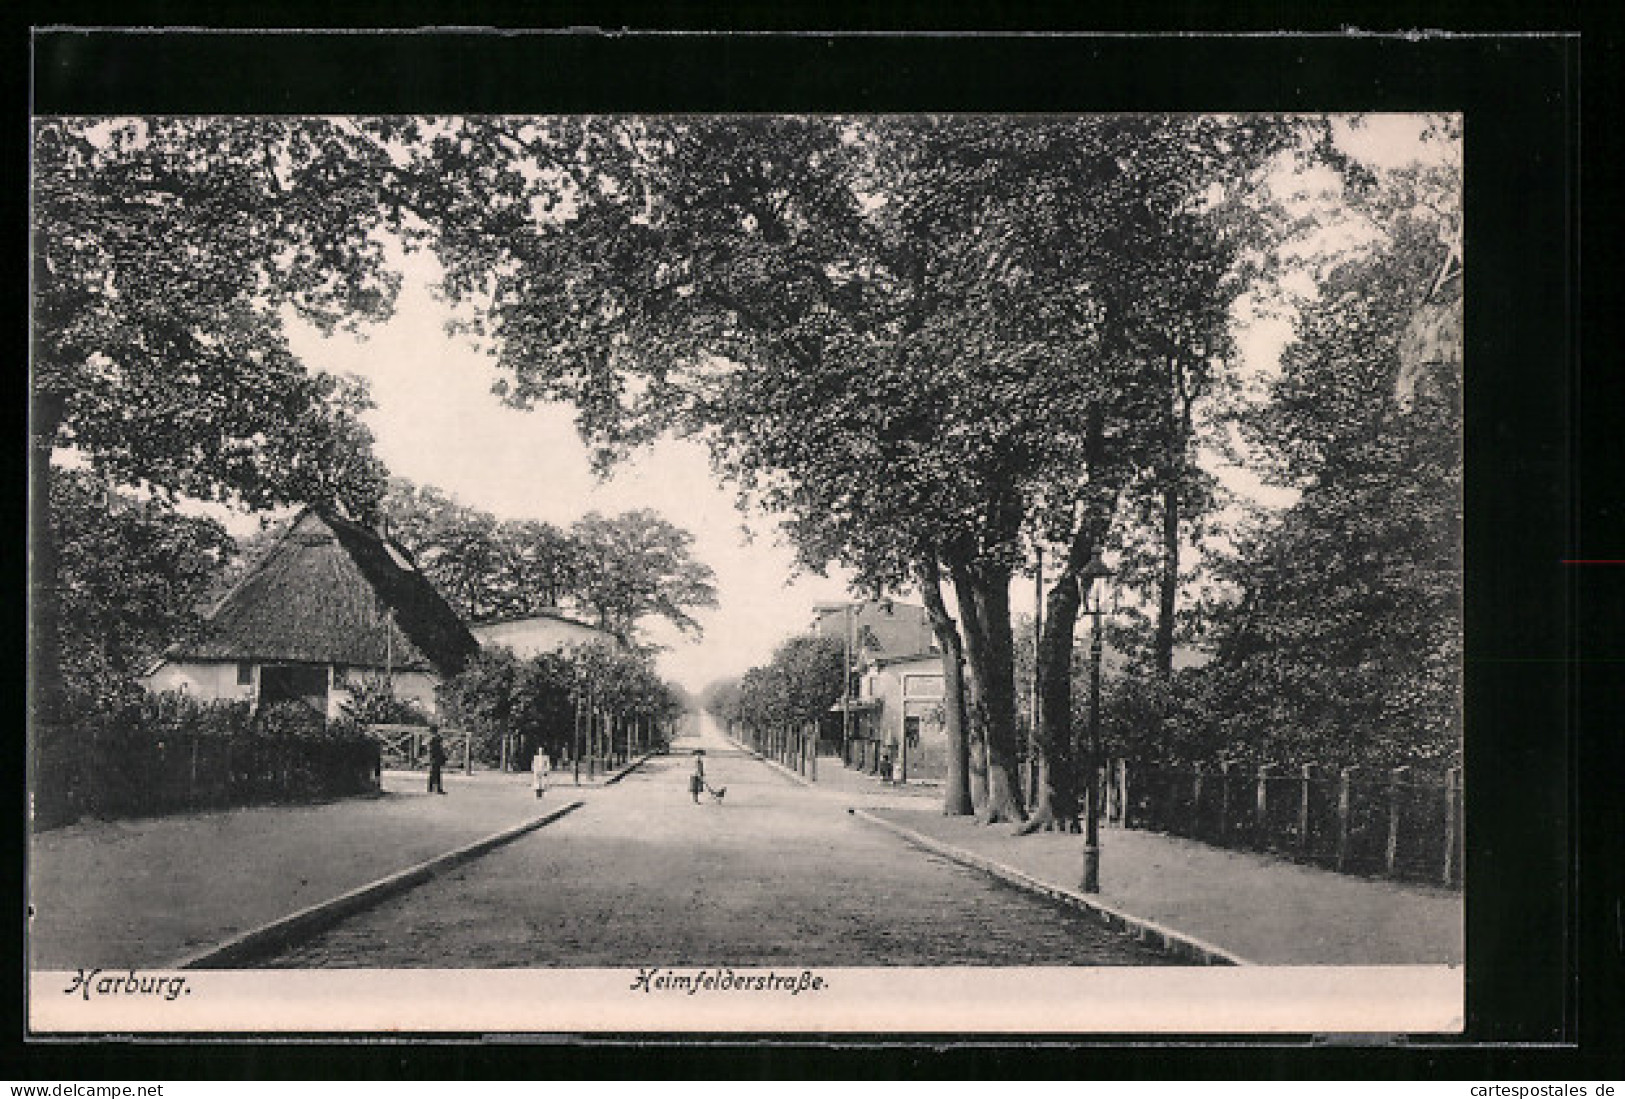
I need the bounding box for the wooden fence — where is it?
[1096,759,1463,889]
[365,724,474,775]
[33,721,381,829]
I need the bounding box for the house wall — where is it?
[143,660,257,705]
[470,616,615,659]
[144,661,442,720]
[856,657,948,782]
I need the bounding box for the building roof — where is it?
[813,599,937,661]
[471,608,608,633]
[872,652,946,670]
[170,507,479,676]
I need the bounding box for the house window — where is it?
[903,674,944,699]
[236,662,254,686]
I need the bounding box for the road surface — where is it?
[265,714,1180,967]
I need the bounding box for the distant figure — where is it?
[532,747,552,800]
[690,750,705,804]
[880,749,894,785]
[427,730,447,795]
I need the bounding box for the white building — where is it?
[468,610,620,659]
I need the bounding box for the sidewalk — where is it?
[28,763,637,970]
[863,807,1463,966]
[724,734,945,811]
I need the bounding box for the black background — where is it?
[10,8,1622,1083]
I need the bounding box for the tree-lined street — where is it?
[30,110,1466,977]
[264,714,1178,968]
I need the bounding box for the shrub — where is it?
[340,674,432,726]
[33,689,380,828]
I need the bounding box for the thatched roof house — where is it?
[144,507,479,718]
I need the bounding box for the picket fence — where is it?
[1096,759,1463,889]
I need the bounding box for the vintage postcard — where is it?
[26,34,1490,1039]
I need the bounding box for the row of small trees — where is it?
[703,636,845,775]
[439,644,687,776]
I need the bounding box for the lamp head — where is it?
[1078,551,1112,612]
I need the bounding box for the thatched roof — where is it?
[174,508,479,676]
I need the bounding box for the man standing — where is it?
[427,730,447,795]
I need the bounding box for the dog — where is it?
[705,784,727,802]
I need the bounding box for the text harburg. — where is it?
[629,968,827,996]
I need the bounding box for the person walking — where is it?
[427,730,447,795]
[689,749,705,804]
[531,746,552,800]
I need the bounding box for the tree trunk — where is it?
[1156,376,1197,681]
[1019,574,1083,833]
[915,556,972,816]
[1021,407,1127,835]
[1154,464,1179,682]
[950,561,1025,824]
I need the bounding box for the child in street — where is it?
[690,750,705,804]
[532,747,551,800]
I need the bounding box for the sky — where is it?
[264,113,1454,696]
[281,263,854,693]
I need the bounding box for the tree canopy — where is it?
[379,479,717,644]
[398,114,1302,821]
[31,117,403,720]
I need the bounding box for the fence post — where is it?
[1218,761,1231,840]
[189,732,200,809]
[1336,767,1355,872]
[1442,766,1460,886]
[1385,766,1408,877]
[1255,764,1273,849]
[1299,763,1315,859]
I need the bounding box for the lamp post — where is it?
[1079,550,1111,894]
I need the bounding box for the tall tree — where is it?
[51,469,236,709]
[1202,209,1461,769]
[570,509,719,643]
[399,115,1301,825]
[32,117,402,720]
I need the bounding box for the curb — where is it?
[603,751,656,786]
[724,734,806,786]
[555,750,655,788]
[172,800,585,969]
[732,736,938,799]
[848,807,1253,967]
[723,735,815,787]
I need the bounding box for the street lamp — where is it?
[1079,549,1112,894]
